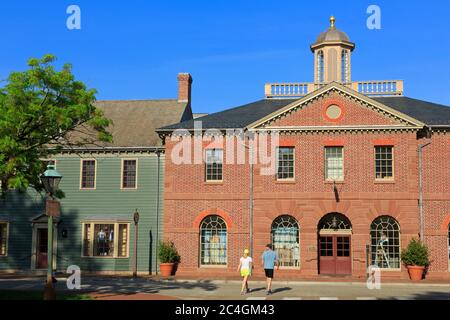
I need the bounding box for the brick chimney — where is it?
[178,73,192,104]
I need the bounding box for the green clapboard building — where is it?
[0,74,193,274]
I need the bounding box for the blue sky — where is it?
[1,0,449,113]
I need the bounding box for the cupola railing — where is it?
[265,80,404,98]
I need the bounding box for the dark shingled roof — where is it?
[159,99,297,130]
[67,99,192,148]
[159,96,450,131]
[372,97,450,126]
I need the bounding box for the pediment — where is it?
[250,83,424,130]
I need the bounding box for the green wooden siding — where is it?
[0,152,164,273]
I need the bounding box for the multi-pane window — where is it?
[200,216,227,265]
[82,222,129,258]
[320,236,333,257]
[375,146,394,180]
[277,147,294,180]
[337,237,350,257]
[205,149,223,181]
[0,223,8,256]
[370,216,401,269]
[81,160,96,189]
[325,147,344,181]
[122,160,137,189]
[272,216,300,268]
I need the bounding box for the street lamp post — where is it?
[133,209,140,278]
[40,164,62,300]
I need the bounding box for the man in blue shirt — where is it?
[261,243,279,295]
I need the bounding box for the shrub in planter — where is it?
[158,240,180,277]
[401,238,430,281]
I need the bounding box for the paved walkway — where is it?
[1,276,450,300]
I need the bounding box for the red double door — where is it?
[319,235,352,275]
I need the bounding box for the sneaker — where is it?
[246,288,251,293]
[266,291,271,296]
[240,291,245,296]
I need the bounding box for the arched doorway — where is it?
[318,213,352,275]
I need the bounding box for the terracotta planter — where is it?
[407,265,425,281]
[159,263,175,277]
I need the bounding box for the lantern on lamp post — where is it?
[40,164,62,300]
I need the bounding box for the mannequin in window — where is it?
[98,228,106,256]
[209,233,221,264]
[376,232,390,268]
[107,230,114,256]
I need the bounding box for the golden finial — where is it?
[330,16,336,28]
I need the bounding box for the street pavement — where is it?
[1,276,450,300]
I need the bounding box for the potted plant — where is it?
[401,238,430,281]
[158,240,181,277]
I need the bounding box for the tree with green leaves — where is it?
[0,54,112,195]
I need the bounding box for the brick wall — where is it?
[162,93,450,280]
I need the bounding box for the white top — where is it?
[240,256,253,270]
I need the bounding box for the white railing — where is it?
[265,80,404,98]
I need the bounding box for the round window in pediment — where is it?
[325,104,342,120]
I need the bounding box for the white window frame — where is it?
[276,147,295,181]
[0,221,9,257]
[81,221,130,259]
[199,216,228,267]
[120,158,138,190]
[271,215,300,269]
[370,216,401,271]
[205,149,223,182]
[80,159,97,190]
[375,146,395,181]
[324,146,344,181]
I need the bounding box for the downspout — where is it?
[155,151,161,274]
[418,141,431,242]
[240,133,254,256]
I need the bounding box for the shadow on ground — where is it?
[385,291,450,300]
[71,277,219,297]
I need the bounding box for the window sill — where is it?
[375,268,401,272]
[278,266,301,270]
[204,181,223,185]
[324,180,344,184]
[275,179,296,184]
[199,264,228,268]
[374,180,395,184]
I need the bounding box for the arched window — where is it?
[271,215,300,267]
[370,216,400,269]
[200,215,227,266]
[317,51,324,83]
[341,50,349,83]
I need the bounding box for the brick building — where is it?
[158,17,450,280]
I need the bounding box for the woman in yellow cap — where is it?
[237,248,253,295]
